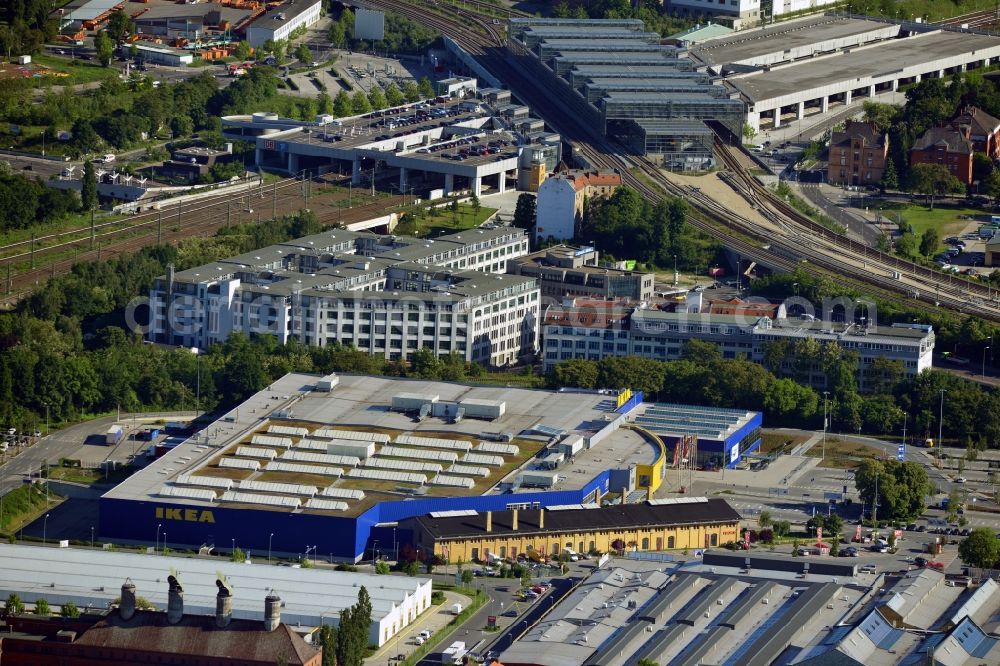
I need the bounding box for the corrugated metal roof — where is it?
[265,461,343,477]
[347,468,425,484]
[379,446,459,463]
[159,486,216,502]
[219,491,301,508]
[303,498,349,512]
[237,479,317,496]
[218,458,260,471]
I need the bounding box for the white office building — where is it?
[148,227,540,366]
[246,0,322,48]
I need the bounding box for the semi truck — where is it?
[106,425,124,445]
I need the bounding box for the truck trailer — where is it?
[106,425,124,445]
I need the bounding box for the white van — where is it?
[102,154,116,163]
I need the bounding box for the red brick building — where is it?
[828,121,889,187]
[0,579,320,666]
[952,105,1000,159]
[910,127,974,185]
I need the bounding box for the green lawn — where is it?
[30,53,118,85]
[394,203,498,237]
[876,201,982,251]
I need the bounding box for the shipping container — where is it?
[458,398,506,420]
[392,393,439,412]
[315,373,339,392]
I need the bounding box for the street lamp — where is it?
[91,525,94,549]
[43,513,50,545]
[156,523,162,553]
[822,391,830,460]
[983,345,991,378]
[162,532,166,555]
[269,532,274,564]
[938,389,947,449]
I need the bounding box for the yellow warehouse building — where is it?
[403,498,741,563]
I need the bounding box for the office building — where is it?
[147,227,539,367]
[245,0,322,48]
[508,246,654,302]
[541,305,935,390]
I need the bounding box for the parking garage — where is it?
[222,93,545,198]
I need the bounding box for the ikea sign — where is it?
[155,507,215,523]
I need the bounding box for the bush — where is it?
[61,602,80,618]
[758,529,774,544]
[34,598,50,615]
[431,590,445,604]
[334,563,358,572]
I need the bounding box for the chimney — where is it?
[166,575,184,625]
[264,592,281,632]
[485,511,492,533]
[215,579,233,629]
[539,508,545,529]
[512,509,519,531]
[119,578,136,621]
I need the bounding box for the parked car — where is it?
[915,557,928,568]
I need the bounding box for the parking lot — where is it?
[287,51,436,99]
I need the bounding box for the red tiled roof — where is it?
[703,298,779,317]
[555,169,623,192]
[73,611,319,665]
[543,304,631,328]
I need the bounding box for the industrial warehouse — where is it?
[0,544,429,648]
[402,498,742,563]
[496,556,1000,666]
[222,86,562,197]
[98,373,758,562]
[507,17,744,169]
[689,15,1000,131]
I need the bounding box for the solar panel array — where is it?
[446,464,490,477]
[647,496,708,506]
[304,498,350,512]
[295,438,335,452]
[461,453,504,467]
[220,491,301,508]
[265,461,344,477]
[430,474,475,489]
[319,487,365,500]
[238,479,318,496]
[347,468,426,484]
[219,458,260,471]
[365,457,443,473]
[267,425,308,437]
[379,446,459,463]
[235,446,278,460]
[395,435,472,452]
[313,428,390,444]
[280,450,361,467]
[175,474,233,490]
[251,435,293,448]
[159,486,217,501]
[476,442,519,455]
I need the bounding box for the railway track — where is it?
[372,0,1000,322]
[938,8,1000,29]
[2,179,407,306]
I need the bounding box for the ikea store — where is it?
[99,374,758,562]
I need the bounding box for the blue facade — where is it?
[99,471,612,561]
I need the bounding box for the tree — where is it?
[333,90,352,117]
[107,9,134,46]
[95,30,114,67]
[318,624,338,666]
[547,358,598,389]
[33,598,49,615]
[403,80,420,103]
[880,156,898,191]
[637,660,660,666]
[230,547,247,563]
[375,560,390,575]
[81,161,98,211]
[973,152,994,186]
[855,459,932,523]
[385,82,404,107]
[61,602,80,618]
[417,76,435,99]
[985,168,1000,206]
[470,193,481,217]
[758,510,773,529]
[295,44,312,64]
[234,40,252,60]
[512,192,536,229]
[425,560,435,574]
[461,569,474,585]
[329,21,346,47]
[4,593,24,616]
[351,90,371,114]
[402,560,419,576]
[919,228,939,257]
[742,122,757,142]
[829,539,840,557]
[906,163,964,209]
[958,528,1000,569]
[367,87,386,110]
